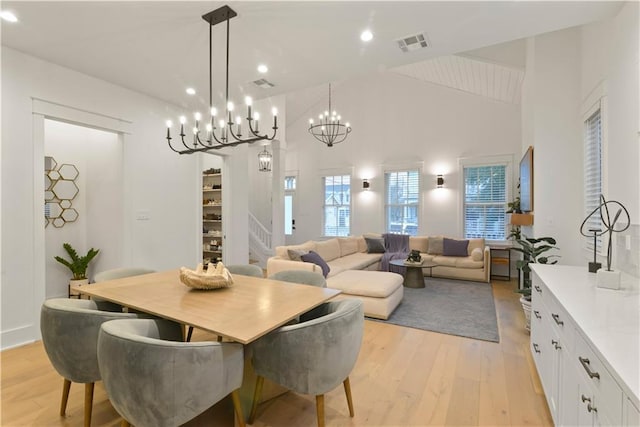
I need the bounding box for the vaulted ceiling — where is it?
[1,1,622,115]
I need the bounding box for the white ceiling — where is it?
[1,1,623,114]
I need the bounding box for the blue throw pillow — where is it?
[364,237,385,254]
[442,238,469,257]
[300,250,331,278]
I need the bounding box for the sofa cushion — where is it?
[442,238,469,257]
[314,239,341,262]
[455,257,485,269]
[338,237,359,257]
[471,247,483,261]
[288,249,308,261]
[327,270,403,298]
[364,237,385,253]
[467,238,485,253]
[409,236,429,253]
[328,253,382,272]
[275,241,315,259]
[300,251,331,277]
[427,236,443,255]
[356,236,367,253]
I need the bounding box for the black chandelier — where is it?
[165,5,278,154]
[308,84,351,147]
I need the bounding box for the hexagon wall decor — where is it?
[44,156,80,228]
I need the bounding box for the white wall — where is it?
[285,72,522,243]
[1,47,200,348]
[45,120,122,298]
[521,3,639,272]
[523,27,584,266]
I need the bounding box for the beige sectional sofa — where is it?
[268,235,491,282]
[266,234,491,319]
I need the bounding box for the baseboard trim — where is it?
[1,325,37,351]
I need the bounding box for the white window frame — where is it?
[582,91,609,256]
[383,164,422,236]
[284,173,297,236]
[459,155,513,242]
[320,170,352,237]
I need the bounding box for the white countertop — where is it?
[531,264,640,406]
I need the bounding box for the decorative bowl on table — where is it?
[405,250,423,266]
[179,262,234,290]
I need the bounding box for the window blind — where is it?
[385,170,420,236]
[584,108,602,252]
[463,165,506,240]
[323,175,350,236]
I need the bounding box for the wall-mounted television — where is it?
[519,146,534,212]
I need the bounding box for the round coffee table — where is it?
[389,260,438,288]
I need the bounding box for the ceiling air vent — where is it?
[252,78,275,89]
[396,32,430,53]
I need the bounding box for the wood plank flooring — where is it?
[0,279,553,426]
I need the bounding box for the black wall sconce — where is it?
[436,174,444,188]
[362,179,370,190]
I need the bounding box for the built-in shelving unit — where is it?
[202,169,222,265]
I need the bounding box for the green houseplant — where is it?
[54,243,100,280]
[511,236,559,331]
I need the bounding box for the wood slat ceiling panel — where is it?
[391,55,524,104]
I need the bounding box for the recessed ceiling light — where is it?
[0,11,18,22]
[360,30,373,42]
[257,64,268,74]
[186,87,196,95]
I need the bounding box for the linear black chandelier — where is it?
[165,5,278,154]
[308,84,351,147]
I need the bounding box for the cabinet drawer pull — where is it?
[533,343,541,354]
[551,339,561,350]
[533,310,542,319]
[551,313,564,326]
[534,285,542,293]
[587,403,597,413]
[578,357,600,379]
[581,395,591,403]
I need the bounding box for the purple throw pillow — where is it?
[442,238,469,257]
[300,250,331,278]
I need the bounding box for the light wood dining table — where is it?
[75,268,341,425]
[76,269,340,344]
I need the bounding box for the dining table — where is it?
[75,268,342,425]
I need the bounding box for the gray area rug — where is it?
[371,278,500,342]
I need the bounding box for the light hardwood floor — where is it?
[1,279,552,426]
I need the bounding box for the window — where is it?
[323,175,350,236]
[584,107,602,252]
[385,170,420,236]
[463,164,507,240]
[284,176,296,236]
[284,176,296,191]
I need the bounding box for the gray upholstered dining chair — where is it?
[268,269,327,287]
[40,298,141,427]
[186,263,263,342]
[93,267,155,283]
[248,299,364,427]
[97,318,245,427]
[226,263,264,278]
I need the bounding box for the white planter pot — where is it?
[520,295,532,332]
[69,278,89,297]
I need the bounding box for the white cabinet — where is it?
[530,265,639,427]
[202,169,222,265]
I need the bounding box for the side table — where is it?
[489,246,512,281]
[389,260,438,288]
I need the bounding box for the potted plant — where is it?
[511,236,559,331]
[54,243,99,295]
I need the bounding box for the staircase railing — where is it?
[249,213,273,266]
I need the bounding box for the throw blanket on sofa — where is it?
[381,233,410,273]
